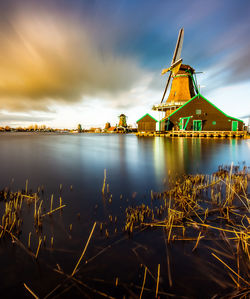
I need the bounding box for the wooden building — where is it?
[137,114,158,132]
[160,94,244,131]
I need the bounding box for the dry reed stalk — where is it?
[50,194,54,212]
[71,222,96,276]
[53,267,116,299]
[25,179,28,194]
[155,264,160,298]
[228,272,240,288]
[211,252,250,286]
[139,266,147,299]
[41,205,66,217]
[102,169,106,194]
[195,223,244,235]
[22,194,36,200]
[9,218,16,233]
[34,198,37,220]
[35,237,42,259]
[28,232,31,249]
[38,200,43,214]
[141,223,183,228]
[182,197,204,223]
[236,240,240,288]
[192,231,203,252]
[115,277,119,287]
[23,283,39,299]
[221,178,249,211]
[167,216,173,243]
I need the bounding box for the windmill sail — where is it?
[161,28,184,103]
[160,72,171,104]
[172,28,184,64]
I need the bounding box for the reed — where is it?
[71,222,96,276]
[23,283,39,299]
[115,277,119,287]
[35,237,42,259]
[211,252,250,286]
[50,194,53,212]
[139,266,147,299]
[102,169,106,195]
[25,179,28,194]
[0,165,248,298]
[155,264,160,298]
[41,205,66,217]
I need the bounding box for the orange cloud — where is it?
[0,7,145,112]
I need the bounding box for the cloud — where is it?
[0,111,54,123]
[0,2,146,112]
[239,114,250,119]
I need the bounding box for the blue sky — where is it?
[0,0,249,128]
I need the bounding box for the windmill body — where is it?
[152,28,198,117]
[118,114,127,128]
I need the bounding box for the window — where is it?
[212,121,216,125]
[196,109,201,115]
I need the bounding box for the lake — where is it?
[0,133,249,298]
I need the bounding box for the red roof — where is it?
[108,126,116,131]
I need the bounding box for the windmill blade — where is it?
[160,72,172,103]
[171,28,184,64]
[160,28,184,104]
[161,58,182,75]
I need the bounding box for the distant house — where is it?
[107,126,117,133]
[136,113,158,132]
[160,94,244,131]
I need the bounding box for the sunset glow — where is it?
[0,0,249,128]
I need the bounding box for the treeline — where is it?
[0,125,67,132]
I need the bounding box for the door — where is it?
[179,119,184,130]
[193,120,202,131]
[179,117,190,131]
[232,121,238,131]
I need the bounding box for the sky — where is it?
[0,0,249,129]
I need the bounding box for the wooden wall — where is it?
[163,95,244,131]
[137,114,157,132]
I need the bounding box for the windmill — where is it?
[152,28,199,117]
[118,114,127,128]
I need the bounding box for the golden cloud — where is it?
[0,7,145,112]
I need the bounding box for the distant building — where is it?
[118,114,127,128]
[77,124,82,133]
[160,94,244,131]
[105,122,111,130]
[107,126,117,133]
[136,113,158,132]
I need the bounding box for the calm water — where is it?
[0,132,249,195]
[0,133,249,298]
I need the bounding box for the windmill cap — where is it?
[180,64,195,73]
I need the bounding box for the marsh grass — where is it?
[0,166,249,298]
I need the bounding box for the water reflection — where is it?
[152,137,249,179]
[0,133,249,197]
